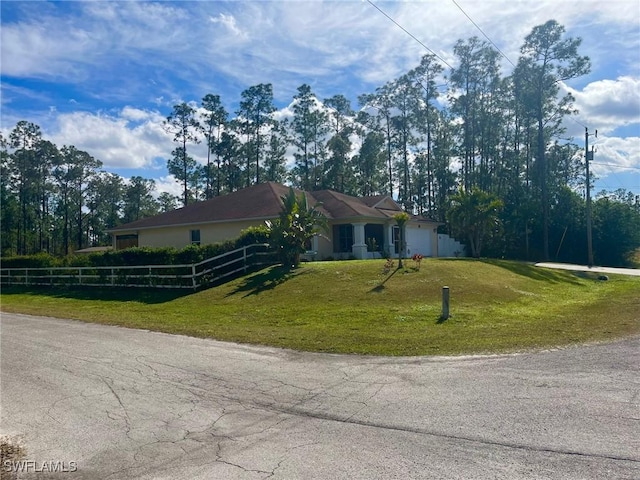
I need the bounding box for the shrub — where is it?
[1,252,59,268]
[1,231,272,270]
[237,225,270,246]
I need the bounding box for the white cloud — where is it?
[0,21,90,78]
[209,13,247,39]
[568,76,640,134]
[3,0,638,104]
[47,108,170,170]
[591,136,640,174]
[2,0,639,195]
[120,106,159,123]
[153,175,183,199]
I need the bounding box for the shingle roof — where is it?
[110,182,403,232]
[111,182,291,231]
[361,195,389,207]
[310,190,399,219]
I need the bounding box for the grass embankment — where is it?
[1,259,638,356]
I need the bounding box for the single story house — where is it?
[108,182,445,260]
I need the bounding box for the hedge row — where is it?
[1,226,270,269]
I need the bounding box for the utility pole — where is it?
[585,127,596,267]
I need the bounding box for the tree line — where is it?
[1,124,177,256]
[2,20,639,265]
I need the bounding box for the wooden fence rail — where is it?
[0,244,276,290]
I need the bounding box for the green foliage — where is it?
[238,83,276,185]
[236,225,270,246]
[164,102,202,207]
[514,20,591,260]
[201,93,228,199]
[266,187,328,268]
[1,252,59,269]
[1,231,267,269]
[447,189,503,258]
[109,247,178,266]
[593,197,640,267]
[393,211,410,226]
[198,241,236,261]
[290,84,330,191]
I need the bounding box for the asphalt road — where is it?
[1,313,639,479]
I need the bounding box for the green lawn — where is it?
[1,258,638,356]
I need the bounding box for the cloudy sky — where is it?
[1,0,639,197]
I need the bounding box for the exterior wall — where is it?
[405,224,432,257]
[140,226,192,248]
[114,219,269,250]
[112,216,446,260]
[316,234,333,259]
[386,222,439,259]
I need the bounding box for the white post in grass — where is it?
[442,286,450,320]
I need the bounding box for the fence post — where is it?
[441,286,450,320]
[243,246,248,273]
[192,264,197,290]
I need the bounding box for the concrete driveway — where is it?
[1,313,638,479]
[535,262,640,276]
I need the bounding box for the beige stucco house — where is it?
[108,182,444,260]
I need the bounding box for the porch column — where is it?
[352,222,367,259]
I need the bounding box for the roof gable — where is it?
[362,196,402,211]
[310,190,398,220]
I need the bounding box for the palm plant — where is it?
[266,187,327,268]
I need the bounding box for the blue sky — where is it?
[1,0,639,198]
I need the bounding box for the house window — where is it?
[392,226,400,254]
[333,224,353,253]
[364,224,384,252]
[304,236,314,252]
[116,234,138,250]
[190,229,201,245]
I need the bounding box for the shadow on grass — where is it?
[479,259,584,285]
[369,267,400,292]
[228,265,303,298]
[0,286,189,304]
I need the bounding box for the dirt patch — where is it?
[0,435,26,480]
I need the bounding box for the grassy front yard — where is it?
[1,259,638,355]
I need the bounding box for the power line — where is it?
[366,0,454,70]
[568,116,588,129]
[448,1,597,134]
[591,162,640,170]
[450,0,516,68]
[367,0,639,187]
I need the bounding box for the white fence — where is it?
[437,234,466,257]
[0,244,276,290]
